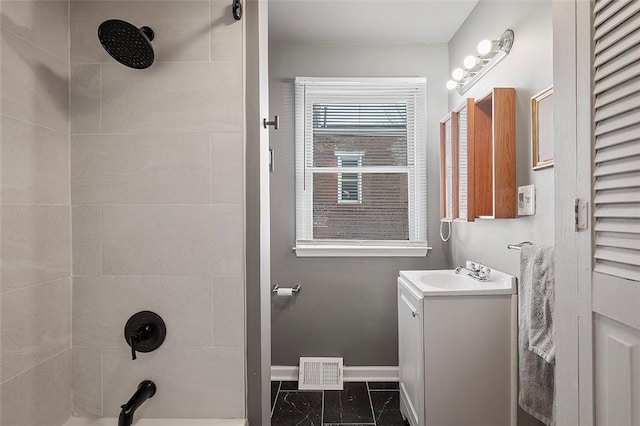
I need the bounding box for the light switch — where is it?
[518,185,535,216]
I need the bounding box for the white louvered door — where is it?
[592,2,640,425]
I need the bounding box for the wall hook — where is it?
[232,0,242,20]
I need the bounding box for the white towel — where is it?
[518,244,555,426]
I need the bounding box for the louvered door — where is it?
[592,1,640,425]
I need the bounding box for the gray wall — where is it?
[448,0,554,277]
[448,2,553,425]
[69,1,246,419]
[270,43,450,366]
[0,1,72,425]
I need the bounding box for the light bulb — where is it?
[477,39,493,55]
[452,68,464,81]
[464,55,478,70]
[446,80,458,90]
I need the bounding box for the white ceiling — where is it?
[269,0,480,46]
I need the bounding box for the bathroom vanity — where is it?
[397,266,517,426]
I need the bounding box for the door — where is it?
[556,1,640,425]
[591,1,640,425]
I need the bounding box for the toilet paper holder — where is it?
[272,284,301,294]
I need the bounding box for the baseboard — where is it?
[271,365,399,382]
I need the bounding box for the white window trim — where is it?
[294,241,431,257]
[294,77,430,257]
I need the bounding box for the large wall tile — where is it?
[72,206,101,276]
[212,276,244,347]
[72,275,212,347]
[100,61,242,134]
[70,64,101,134]
[208,204,244,275]
[1,116,70,204]
[0,1,69,60]
[211,133,243,204]
[1,28,69,133]
[0,205,71,292]
[210,0,243,62]
[72,347,102,417]
[102,347,244,418]
[1,349,72,426]
[71,134,210,204]
[101,205,243,276]
[1,278,71,382]
[70,1,209,64]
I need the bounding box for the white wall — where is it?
[448,0,554,277]
[448,2,553,425]
[269,43,450,366]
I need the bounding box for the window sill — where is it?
[294,244,431,257]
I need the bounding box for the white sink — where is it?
[399,268,516,296]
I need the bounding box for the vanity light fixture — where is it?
[446,29,514,95]
[451,67,465,81]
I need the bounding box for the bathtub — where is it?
[63,418,247,426]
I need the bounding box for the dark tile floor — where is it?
[271,381,407,426]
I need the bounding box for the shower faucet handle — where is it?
[124,311,167,361]
[127,325,152,360]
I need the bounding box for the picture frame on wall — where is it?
[531,86,554,170]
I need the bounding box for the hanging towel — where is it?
[527,245,556,363]
[518,244,555,426]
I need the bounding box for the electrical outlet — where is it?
[518,185,535,216]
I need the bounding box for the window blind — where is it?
[593,0,640,282]
[444,118,454,220]
[295,78,428,254]
[457,106,469,220]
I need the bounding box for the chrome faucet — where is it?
[455,263,491,281]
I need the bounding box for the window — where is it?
[294,78,429,257]
[336,152,363,204]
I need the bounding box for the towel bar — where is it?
[507,241,533,250]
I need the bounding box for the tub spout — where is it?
[118,380,156,426]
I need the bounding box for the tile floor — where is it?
[271,381,408,426]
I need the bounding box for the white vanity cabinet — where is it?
[398,278,425,426]
[398,268,517,426]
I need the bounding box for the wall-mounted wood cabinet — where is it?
[473,88,516,219]
[439,88,516,222]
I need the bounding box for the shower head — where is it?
[98,19,155,70]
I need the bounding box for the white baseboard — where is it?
[271,365,399,382]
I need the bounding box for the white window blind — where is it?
[457,106,469,220]
[444,118,454,220]
[593,0,640,281]
[294,78,429,257]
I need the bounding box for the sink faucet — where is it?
[455,264,491,281]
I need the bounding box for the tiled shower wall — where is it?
[69,1,245,418]
[0,1,72,425]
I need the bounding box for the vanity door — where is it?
[398,278,424,426]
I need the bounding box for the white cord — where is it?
[439,220,452,242]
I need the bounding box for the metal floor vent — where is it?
[298,357,343,390]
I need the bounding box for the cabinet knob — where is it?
[411,311,419,318]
